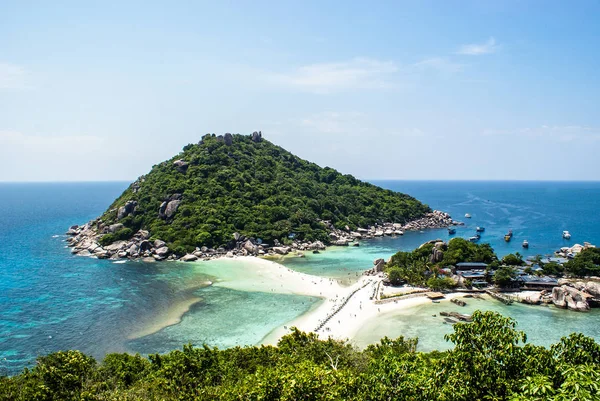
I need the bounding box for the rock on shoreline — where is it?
[65,210,457,262]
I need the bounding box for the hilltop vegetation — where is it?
[100,133,430,254]
[1,311,599,401]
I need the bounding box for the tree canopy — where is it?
[1,311,598,401]
[100,134,431,253]
[564,248,600,277]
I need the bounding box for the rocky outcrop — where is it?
[159,195,182,219]
[180,254,198,262]
[67,206,456,264]
[173,159,189,173]
[117,200,137,220]
[251,131,262,143]
[552,285,591,312]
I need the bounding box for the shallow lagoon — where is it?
[353,296,600,351]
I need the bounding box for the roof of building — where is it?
[519,275,559,285]
[456,262,489,267]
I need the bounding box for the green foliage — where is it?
[100,134,431,251]
[426,276,456,291]
[1,312,599,401]
[441,237,497,266]
[98,228,133,246]
[541,261,564,277]
[494,265,518,287]
[386,266,406,286]
[564,248,600,277]
[502,252,525,266]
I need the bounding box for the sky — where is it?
[1,0,599,181]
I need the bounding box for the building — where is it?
[455,262,488,271]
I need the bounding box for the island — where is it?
[65,132,457,261]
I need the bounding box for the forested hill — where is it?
[99,132,430,253]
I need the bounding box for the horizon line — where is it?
[2,179,600,184]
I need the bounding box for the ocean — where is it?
[1,181,600,375]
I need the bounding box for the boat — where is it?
[522,240,529,248]
[476,226,485,232]
[563,231,571,239]
[469,236,479,242]
[504,230,513,242]
[465,213,471,218]
[448,227,456,235]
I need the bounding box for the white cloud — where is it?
[266,58,398,94]
[0,62,30,89]
[456,37,498,55]
[482,125,600,142]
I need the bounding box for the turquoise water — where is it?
[282,181,600,277]
[354,297,600,351]
[2,181,600,375]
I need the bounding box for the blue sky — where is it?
[1,1,599,181]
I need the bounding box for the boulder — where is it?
[552,285,590,311]
[251,131,262,143]
[374,258,385,272]
[173,159,189,173]
[333,239,349,246]
[166,200,181,218]
[273,247,290,255]
[374,231,384,237]
[180,254,198,262]
[311,241,326,250]
[584,281,600,297]
[128,244,139,255]
[521,293,542,305]
[384,229,393,236]
[431,248,444,263]
[105,241,127,252]
[108,223,124,233]
[154,239,166,249]
[66,228,78,235]
[226,251,234,258]
[96,251,110,259]
[154,246,170,257]
[117,200,137,220]
[243,240,258,255]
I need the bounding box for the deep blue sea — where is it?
[1,181,600,375]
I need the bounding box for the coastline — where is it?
[128,296,202,339]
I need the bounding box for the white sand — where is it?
[159,256,470,347]
[205,256,345,298]
[128,296,202,339]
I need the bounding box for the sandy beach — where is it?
[128,255,473,347]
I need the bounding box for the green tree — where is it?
[494,265,518,287]
[502,252,525,266]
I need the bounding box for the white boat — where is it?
[465,213,471,218]
[563,231,571,239]
[522,240,529,248]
